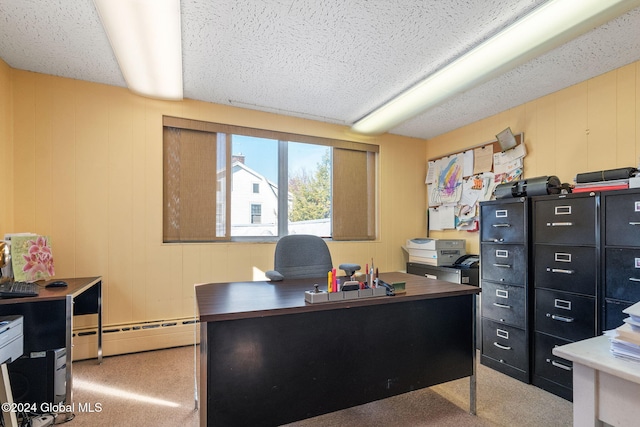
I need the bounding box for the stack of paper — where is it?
[609,301,640,362]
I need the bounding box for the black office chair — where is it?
[265,234,360,281]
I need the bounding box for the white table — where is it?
[553,335,640,427]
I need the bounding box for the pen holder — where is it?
[343,290,359,300]
[372,287,386,297]
[304,286,387,303]
[304,290,328,303]
[358,288,373,298]
[328,292,344,302]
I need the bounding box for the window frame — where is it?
[162,116,379,243]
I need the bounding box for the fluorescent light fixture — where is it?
[94,0,183,100]
[352,0,640,135]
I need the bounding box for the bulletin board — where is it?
[426,132,525,232]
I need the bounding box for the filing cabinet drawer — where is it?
[534,332,573,389]
[534,196,596,245]
[604,299,632,331]
[604,191,640,246]
[481,244,526,285]
[534,245,596,295]
[535,289,595,341]
[605,247,640,302]
[481,200,526,243]
[482,319,528,371]
[481,281,526,328]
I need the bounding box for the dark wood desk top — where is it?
[196,271,479,322]
[0,276,101,304]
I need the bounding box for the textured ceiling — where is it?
[1,0,640,140]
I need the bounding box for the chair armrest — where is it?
[339,263,361,277]
[265,270,284,281]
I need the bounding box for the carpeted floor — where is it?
[51,345,571,426]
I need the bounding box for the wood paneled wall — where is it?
[8,57,637,354]
[0,60,12,239]
[1,63,426,349]
[427,61,640,255]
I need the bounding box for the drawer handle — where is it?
[629,278,640,282]
[493,303,511,309]
[551,360,572,371]
[491,238,505,242]
[547,222,573,227]
[492,223,511,228]
[493,342,511,350]
[492,263,511,268]
[547,313,574,323]
[550,268,574,275]
[629,222,640,226]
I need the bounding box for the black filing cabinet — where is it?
[532,192,600,401]
[602,188,640,330]
[479,197,532,383]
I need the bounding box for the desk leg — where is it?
[64,295,75,421]
[470,293,477,415]
[97,281,103,364]
[0,364,18,427]
[199,322,207,427]
[573,363,602,427]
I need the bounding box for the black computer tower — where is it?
[8,348,66,406]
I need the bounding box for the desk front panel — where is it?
[205,294,473,426]
[0,299,66,352]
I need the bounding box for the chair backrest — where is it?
[273,234,333,279]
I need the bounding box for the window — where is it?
[162,116,378,242]
[251,204,262,224]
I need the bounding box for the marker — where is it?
[365,263,369,285]
[328,271,332,293]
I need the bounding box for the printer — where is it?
[0,315,23,365]
[405,238,466,266]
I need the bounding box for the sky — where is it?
[232,135,329,183]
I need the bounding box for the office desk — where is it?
[553,335,640,427]
[196,272,479,426]
[0,277,102,407]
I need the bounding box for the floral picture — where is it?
[11,235,55,282]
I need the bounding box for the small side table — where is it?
[553,335,640,427]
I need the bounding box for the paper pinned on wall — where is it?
[459,177,480,207]
[425,160,436,184]
[428,205,455,230]
[463,150,474,177]
[473,144,493,174]
[435,154,464,205]
[494,143,526,174]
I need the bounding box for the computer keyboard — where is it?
[0,281,39,298]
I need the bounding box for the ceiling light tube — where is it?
[94,0,183,100]
[352,0,640,135]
